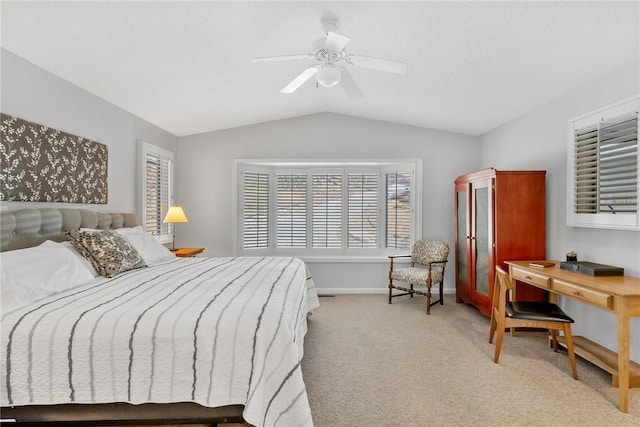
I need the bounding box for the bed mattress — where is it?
[1,256,319,427]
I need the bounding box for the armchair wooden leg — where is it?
[425,286,432,315]
[410,283,414,298]
[439,281,444,305]
[388,280,393,304]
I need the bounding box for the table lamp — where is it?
[163,206,188,251]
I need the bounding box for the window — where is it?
[567,95,639,230]
[140,142,174,243]
[236,160,421,258]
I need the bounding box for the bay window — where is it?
[235,160,421,258]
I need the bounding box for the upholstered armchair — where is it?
[388,240,449,315]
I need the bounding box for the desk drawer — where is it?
[511,267,551,289]
[552,279,613,310]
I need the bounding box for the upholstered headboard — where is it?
[0,208,138,252]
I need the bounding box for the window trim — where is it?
[566,95,640,231]
[139,141,174,244]
[233,159,422,259]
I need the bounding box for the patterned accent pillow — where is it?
[65,229,146,278]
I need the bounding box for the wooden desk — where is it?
[172,247,204,257]
[506,260,640,413]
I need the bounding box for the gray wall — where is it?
[0,49,177,214]
[175,112,481,294]
[481,59,640,362]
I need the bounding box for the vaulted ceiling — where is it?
[1,1,638,137]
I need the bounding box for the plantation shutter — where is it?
[348,173,378,248]
[237,161,419,253]
[276,173,307,248]
[312,173,342,248]
[574,111,638,214]
[386,171,412,249]
[599,112,638,213]
[145,152,171,236]
[243,171,270,249]
[574,123,599,213]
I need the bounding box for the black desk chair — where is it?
[489,265,578,380]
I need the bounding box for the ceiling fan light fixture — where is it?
[253,19,406,97]
[315,64,341,87]
[321,21,339,36]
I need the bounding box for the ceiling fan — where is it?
[252,21,407,98]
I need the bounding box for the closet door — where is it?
[454,182,470,302]
[471,179,493,310]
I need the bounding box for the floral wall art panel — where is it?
[0,114,108,203]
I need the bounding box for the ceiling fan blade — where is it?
[281,66,318,94]
[339,68,363,99]
[324,31,350,51]
[348,55,407,74]
[252,54,314,63]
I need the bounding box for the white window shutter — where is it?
[386,171,412,249]
[144,150,172,236]
[574,124,599,214]
[276,173,307,248]
[347,173,378,248]
[312,173,342,248]
[599,112,638,214]
[243,171,270,249]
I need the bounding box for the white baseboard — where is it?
[316,288,456,296]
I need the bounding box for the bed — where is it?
[0,208,319,426]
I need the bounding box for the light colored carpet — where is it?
[301,294,640,427]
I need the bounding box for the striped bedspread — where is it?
[1,256,319,427]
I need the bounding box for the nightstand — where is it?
[172,247,204,257]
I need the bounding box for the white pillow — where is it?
[0,240,96,313]
[1,269,22,313]
[59,241,99,277]
[115,226,175,266]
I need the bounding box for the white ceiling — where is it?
[1,1,638,137]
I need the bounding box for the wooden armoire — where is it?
[454,168,547,316]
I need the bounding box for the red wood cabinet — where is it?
[454,168,547,316]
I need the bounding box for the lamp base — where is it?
[169,232,178,252]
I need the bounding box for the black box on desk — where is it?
[560,261,624,276]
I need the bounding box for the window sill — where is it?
[567,213,640,231]
[299,255,407,264]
